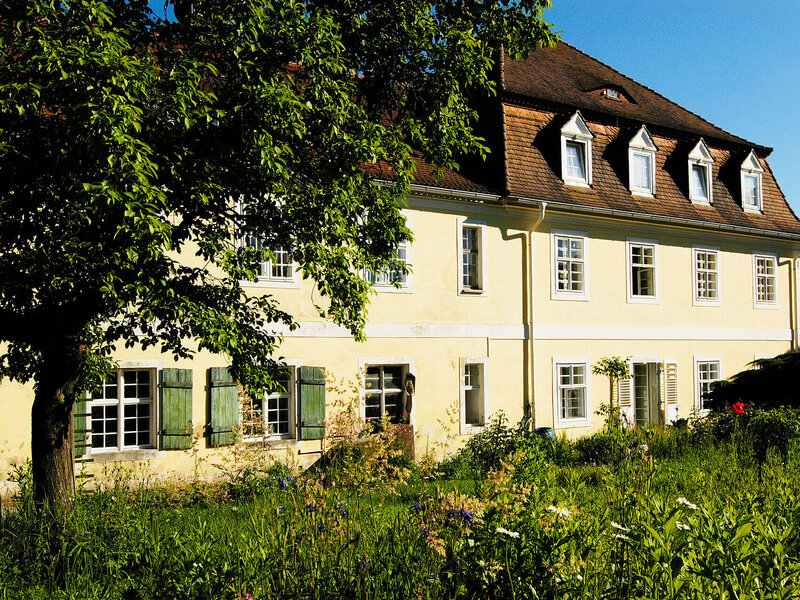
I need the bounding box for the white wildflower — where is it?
[546,505,572,518]
[676,497,698,510]
[611,533,630,541]
[610,521,630,533]
[676,521,690,531]
[496,527,520,539]
[640,444,649,453]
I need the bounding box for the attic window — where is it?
[560,111,594,187]
[628,125,657,196]
[740,150,764,213]
[605,88,621,100]
[687,139,714,205]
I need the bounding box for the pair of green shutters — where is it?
[75,366,325,457]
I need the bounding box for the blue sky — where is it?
[544,0,800,214]
[148,0,800,214]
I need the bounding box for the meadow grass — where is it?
[1,423,799,599]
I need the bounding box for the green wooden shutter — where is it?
[298,366,326,440]
[160,369,193,450]
[74,394,91,459]
[208,367,238,447]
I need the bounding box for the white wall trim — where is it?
[533,324,792,342]
[271,322,526,339]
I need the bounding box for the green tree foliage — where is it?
[707,352,800,411]
[592,356,630,408]
[0,0,555,502]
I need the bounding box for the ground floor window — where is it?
[696,359,720,412]
[241,368,295,440]
[553,358,590,428]
[365,365,406,423]
[460,358,488,432]
[91,369,155,451]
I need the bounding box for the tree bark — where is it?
[31,344,86,507]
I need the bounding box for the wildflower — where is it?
[352,532,361,543]
[676,521,690,531]
[421,527,431,539]
[676,497,698,510]
[496,527,520,539]
[411,553,420,563]
[277,505,284,514]
[611,533,630,541]
[306,503,316,513]
[318,523,326,532]
[630,439,639,448]
[360,559,370,571]
[733,402,745,414]
[340,508,348,517]
[610,521,630,533]
[459,508,475,524]
[546,505,572,519]
[411,501,421,512]
[286,475,293,482]
[278,477,287,489]
[231,506,238,513]
[640,444,649,453]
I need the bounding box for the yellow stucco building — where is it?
[2,42,799,485]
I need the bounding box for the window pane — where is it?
[633,153,651,190]
[743,174,759,207]
[691,164,708,199]
[566,142,585,180]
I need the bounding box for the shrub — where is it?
[747,407,800,464]
[574,433,616,464]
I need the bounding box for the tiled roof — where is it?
[501,42,768,153]
[503,106,800,235]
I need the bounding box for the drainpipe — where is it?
[793,250,800,351]
[527,201,547,428]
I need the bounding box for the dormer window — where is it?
[741,150,764,213]
[628,125,657,196]
[606,88,621,100]
[688,139,714,205]
[560,111,593,187]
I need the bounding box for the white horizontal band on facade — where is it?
[270,321,791,342]
[533,324,793,342]
[272,322,527,339]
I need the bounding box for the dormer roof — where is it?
[630,125,657,152]
[688,139,714,163]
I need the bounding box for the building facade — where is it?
[1,42,799,483]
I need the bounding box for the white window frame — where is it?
[694,356,722,415]
[753,252,779,309]
[626,237,659,304]
[550,229,589,301]
[560,111,593,187]
[359,357,416,428]
[688,139,714,205]
[364,239,413,293]
[741,150,764,213]
[552,357,591,429]
[459,357,489,434]
[692,245,721,307]
[88,359,165,457]
[236,201,300,289]
[457,218,487,295]
[628,125,657,196]
[241,361,301,442]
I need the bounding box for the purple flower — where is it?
[421,527,430,539]
[352,532,361,543]
[278,477,287,488]
[306,504,316,513]
[411,501,421,512]
[318,523,326,532]
[459,509,475,524]
[340,508,348,517]
[286,475,293,482]
[277,505,284,514]
[411,553,420,563]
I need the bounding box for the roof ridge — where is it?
[554,41,767,153]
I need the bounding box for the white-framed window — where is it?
[628,125,657,196]
[741,150,764,213]
[458,219,486,295]
[553,357,591,428]
[364,240,412,292]
[694,357,721,414]
[237,201,299,288]
[693,246,720,306]
[688,139,714,205]
[459,357,489,433]
[364,364,408,423]
[241,366,297,441]
[626,238,658,303]
[551,229,589,300]
[91,368,157,452]
[560,111,593,187]
[753,252,778,308]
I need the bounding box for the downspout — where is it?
[793,250,800,351]
[527,201,547,428]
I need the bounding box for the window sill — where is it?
[552,293,589,302]
[631,190,655,198]
[754,302,779,310]
[554,419,591,429]
[693,298,721,307]
[86,449,166,463]
[239,279,300,289]
[743,206,763,215]
[563,180,591,189]
[460,424,485,435]
[459,288,486,296]
[689,199,712,207]
[371,285,413,294]
[627,295,659,304]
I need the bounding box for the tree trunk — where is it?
[31,344,86,507]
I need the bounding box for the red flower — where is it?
[732,402,745,414]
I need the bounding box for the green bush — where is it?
[747,407,800,464]
[574,433,616,464]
